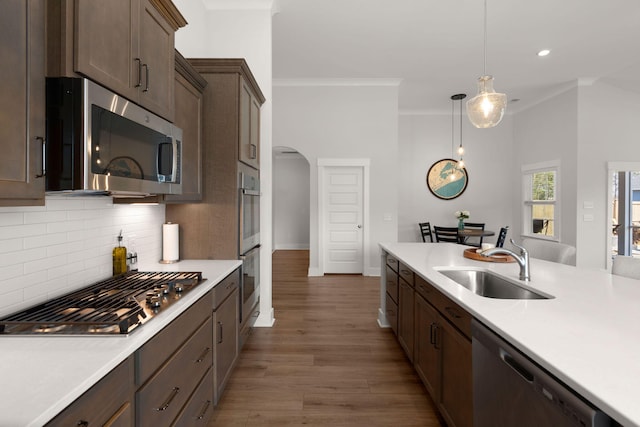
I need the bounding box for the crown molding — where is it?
[202,0,275,10]
[273,78,402,87]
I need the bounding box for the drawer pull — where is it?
[196,347,211,363]
[445,306,463,319]
[35,136,46,178]
[155,387,180,411]
[226,281,235,290]
[217,321,223,344]
[77,421,89,427]
[134,58,142,87]
[196,400,212,420]
[143,63,150,92]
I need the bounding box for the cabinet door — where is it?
[414,294,440,398]
[438,316,473,427]
[46,357,134,426]
[239,80,259,169]
[165,69,203,202]
[0,0,45,205]
[138,0,175,120]
[214,288,239,404]
[75,0,139,101]
[397,279,414,361]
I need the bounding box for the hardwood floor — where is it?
[208,250,443,426]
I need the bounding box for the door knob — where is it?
[357,225,362,229]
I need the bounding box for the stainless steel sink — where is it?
[437,269,553,300]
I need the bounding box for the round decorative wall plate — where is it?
[426,158,468,200]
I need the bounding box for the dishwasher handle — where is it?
[500,348,534,383]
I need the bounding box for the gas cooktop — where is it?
[0,271,204,336]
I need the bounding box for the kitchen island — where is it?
[0,259,241,427]
[379,242,640,427]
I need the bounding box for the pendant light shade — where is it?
[467,76,507,128]
[466,0,506,128]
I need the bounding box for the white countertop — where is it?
[380,242,640,427]
[0,259,241,427]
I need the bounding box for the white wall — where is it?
[0,197,164,317]
[273,152,310,250]
[273,82,399,275]
[576,81,640,269]
[172,0,275,326]
[513,87,579,248]
[398,113,514,244]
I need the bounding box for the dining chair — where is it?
[496,226,509,247]
[434,226,460,243]
[612,255,640,280]
[462,222,485,247]
[521,237,576,266]
[419,222,434,243]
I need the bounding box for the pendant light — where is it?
[453,93,466,169]
[450,94,467,178]
[466,0,507,128]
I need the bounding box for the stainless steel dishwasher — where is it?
[472,319,613,427]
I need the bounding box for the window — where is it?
[522,161,559,239]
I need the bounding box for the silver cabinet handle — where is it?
[195,347,211,363]
[217,321,223,344]
[135,58,142,88]
[196,400,212,420]
[142,63,150,92]
[35,136,45,178]
[155,387,180,411]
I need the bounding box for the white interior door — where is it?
[322,166,364,274]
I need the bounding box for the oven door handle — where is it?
[240,245,261,259]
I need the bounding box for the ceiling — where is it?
[272,0,640,114]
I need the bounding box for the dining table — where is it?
[458,228,495,245]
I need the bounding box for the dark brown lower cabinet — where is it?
[212,273,239,404]
[45,357,135,426]
[414,291,473,427]
[414,293,440,398]
[397,278,415,361]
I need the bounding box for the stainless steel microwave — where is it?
[45,77,182,196]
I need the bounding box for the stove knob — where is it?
[146,296,161,308]
[174,282,184,293]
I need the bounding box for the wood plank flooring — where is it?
[208,250,443,426]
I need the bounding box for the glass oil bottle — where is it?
[112,230,127,276]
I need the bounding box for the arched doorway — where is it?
[272,146,311,256]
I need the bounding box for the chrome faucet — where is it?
[481,239,530,281]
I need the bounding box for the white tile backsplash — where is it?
[0,195,165,317]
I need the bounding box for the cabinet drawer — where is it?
[137,316,213,427]
[415,275,471,339]
[212,269,239,310]
[386,254,399,272]
[399,262,415,287]
[415,275,445,310]
[136,291,212,386]
[172,367,214,427]
[385,265,399,304]
[385,293,398,334]
[437,294,472,340]
[46,357,134,426]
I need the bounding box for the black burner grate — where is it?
[0,271,203,335]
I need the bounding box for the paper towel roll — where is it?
[162,222,179,263]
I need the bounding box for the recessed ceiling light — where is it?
[537,49,551,57]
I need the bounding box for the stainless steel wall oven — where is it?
[239,170,260,325]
